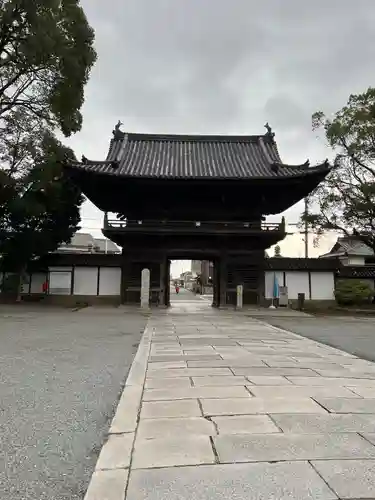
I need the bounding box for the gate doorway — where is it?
[169,259,215,307]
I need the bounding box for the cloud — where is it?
[70,0,375,258]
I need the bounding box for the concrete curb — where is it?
[83,321,152,500]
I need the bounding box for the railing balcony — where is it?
[103,217,286,234]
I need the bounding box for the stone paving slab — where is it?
[126,462,338,500]
[144,377,192,389]
[343,386,375,398]
[84,469,128,500]
[140,399,202,418]
[232,366,320,376]
[212,415,281,434]
[84,311,375,500]
[311,459,375,499]
[109,386,143,434]
[95,433,134,470]
[143,386,251,401]
[147,361,188,369]
[363,433,375,445]
[147,367,233,377]
[271,413,375,433]
[186,359,267,367]
[214,432,375,463]
[316,397,375,413]
[149,354,222,362]
[137,417,216,439]
[315,368,375,378]
[247,385,359,398]
[287,376,375,386]
[246,375,293,385]
[132,436,215,469]
[200,396,327,416]
[191,375,248,386]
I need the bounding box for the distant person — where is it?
[175,284,180,294]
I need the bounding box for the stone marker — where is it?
[236,284,243,309]
[140,268,150,309]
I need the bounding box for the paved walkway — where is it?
[85,302,375,500]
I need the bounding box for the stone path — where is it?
[85,308,375,500]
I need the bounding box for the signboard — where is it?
[279,286,288,307]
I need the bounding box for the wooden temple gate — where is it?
[64,125,331,307]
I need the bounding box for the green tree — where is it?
[273,245,282,257]
[0,0,96,136]
[0,0,96,297]
[335,279,374,307]
[303,88,375,252]
[0,111,83,295]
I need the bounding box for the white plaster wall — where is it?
[73,267,98,296]
[30,273,47,294]
[264,271,284,298]
[347,256,365,266]
[285,272,309,300]
[310,272,335,300]
[49,267,72,295]
[99,267,121,296]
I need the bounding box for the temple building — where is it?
[63,123,331,307]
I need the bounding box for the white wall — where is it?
[265,270,336,301]
[73,267,98,295]
[99,267,121,296]
[49,267,72,295]
[30,273,47,294]
[310,272,335,300]
[347,256,365,266]
[285,272,310,299]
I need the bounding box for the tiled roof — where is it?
[94,238,120,253]
[337,266,375,279]
[67,130,331,180]
[335,237,374,257]
[265,258,340,271]
[58,233,120,254]
[321,237,374,258]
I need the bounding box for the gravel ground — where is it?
[262,314,375,363]
[0,306,146,500]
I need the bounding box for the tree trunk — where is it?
[15,267,26,302]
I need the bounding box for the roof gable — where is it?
[333,237,373,257]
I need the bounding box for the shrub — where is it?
[335,279,374,306]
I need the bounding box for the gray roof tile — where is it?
[93,238,120,253]
[69,132,331,180]
[336,237,374,256]
[265,258,340,271]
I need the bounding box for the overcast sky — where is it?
[67,0,375,275]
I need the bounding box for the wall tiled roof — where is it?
[58,233,120,254]
[68,131,331,180]
[337,266,375,279]
[265,258,340,271]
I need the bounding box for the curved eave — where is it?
[63,161,331,182]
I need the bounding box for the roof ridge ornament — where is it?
[264,122,275,141]
[112,120,125,140]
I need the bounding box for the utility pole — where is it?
[304,197,309,258]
